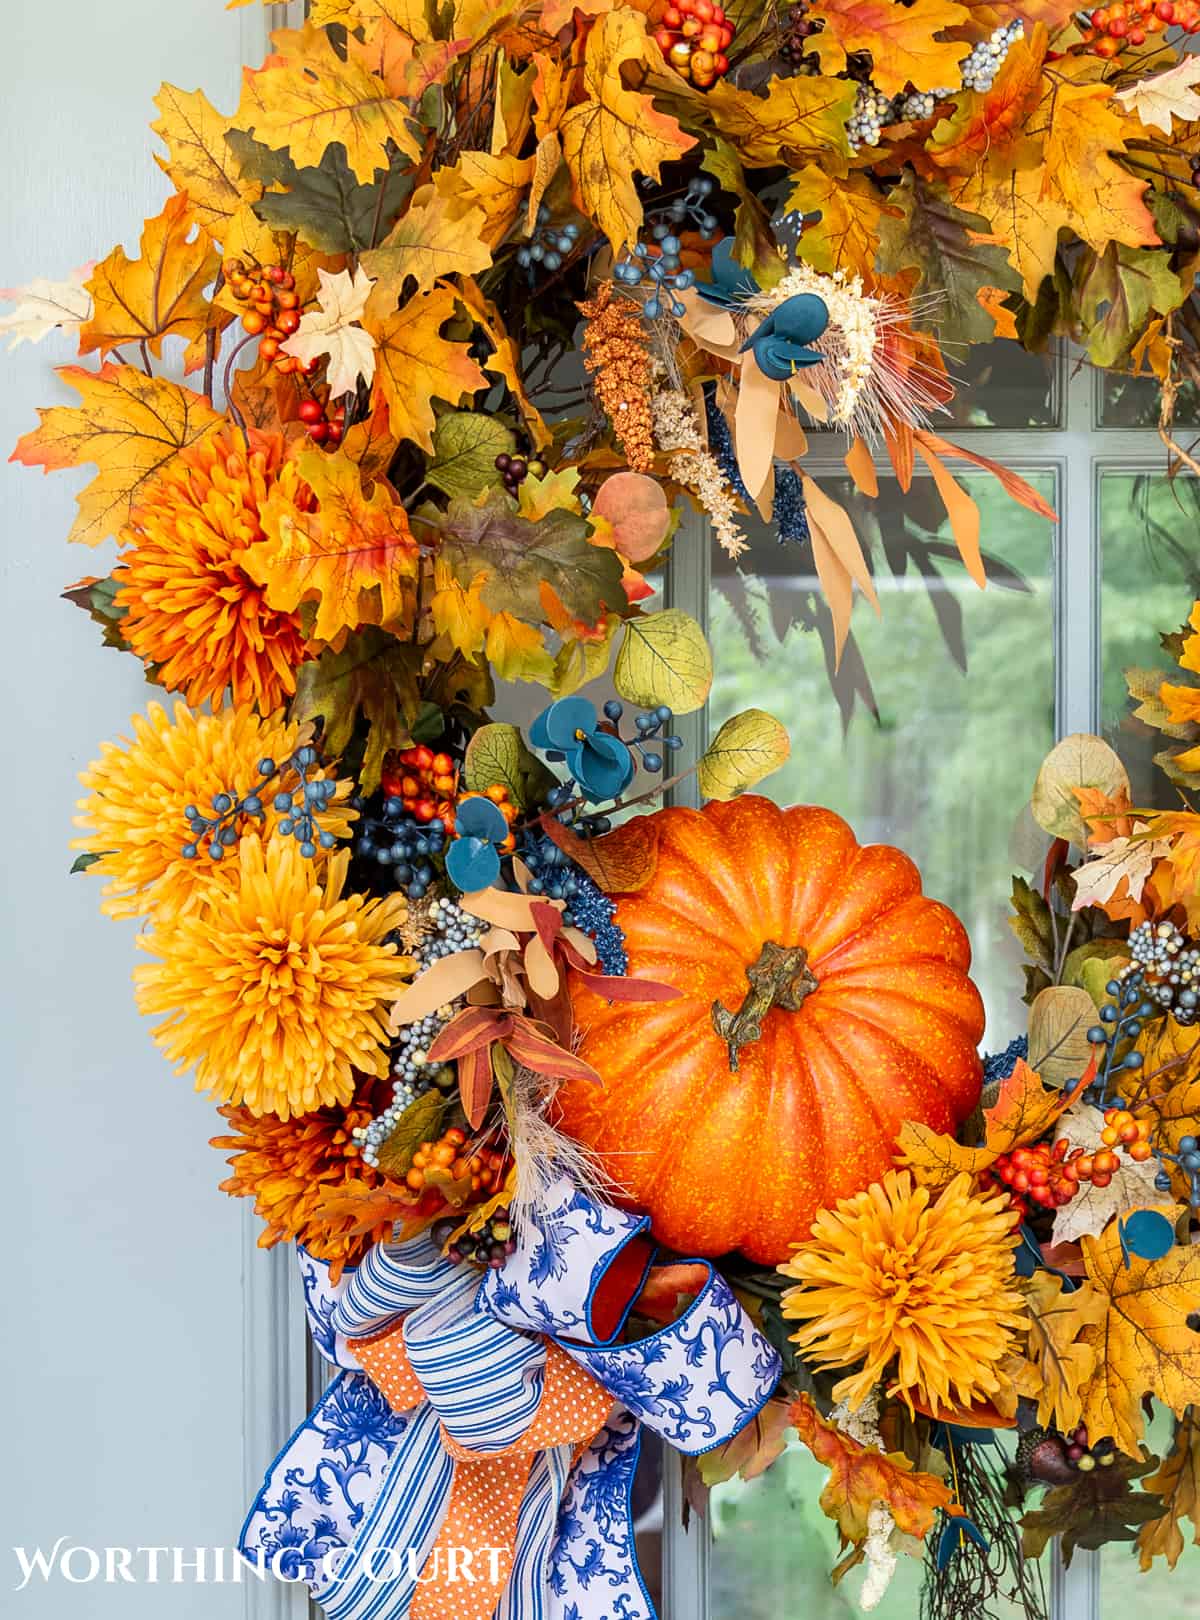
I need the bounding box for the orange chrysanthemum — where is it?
[212,1080,402,1280]
[135,834,415,1118]
[779,1170,1028,1416]
[114,428,312,710]
[71,701,352,920]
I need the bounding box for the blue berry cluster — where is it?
[602,699,682,774]
[520,832,627,975]
[615,181,720,319]
[1085,973,1153,1109]
[356,797,447,898]
[516,206,580,275]
[983,1034,1027,1085]
[1155,1132,1200,1206]
[182,745,337,861]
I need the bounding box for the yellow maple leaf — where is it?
[897,1057,1075,1187]
[430,557,490,657]
[362,191,494,303]
[10,362,222,546]
[152,85,262,238]
[238,23,420,183]
[245,447,417,645]
[1039,80,1159,260]
[485,611,555,684]
[1021,1272,1106,1434]
[790,1393,952,1569]
[810,0,969,98]
[783,166,891,277]
[1137,1409,1200,1570]
[455,278,551,450]
[706,74,855,166]
[433,154,534,247]
[79,193,218,359]
[560,10,695,252]
[366,284,487,451]
[950,161,1061,299]
[1079,1209,1200,1454]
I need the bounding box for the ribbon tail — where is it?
[549,1410,654,1620]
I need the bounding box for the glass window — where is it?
[943,342,1060,429]
[708,470,1057,1045]
[1099,1405,1198,1616]
[1099,472,1200,805]
[1097,372,1200,430]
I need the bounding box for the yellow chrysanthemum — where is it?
[779,1170,1028,1417]
[114,428,312,711]
[211,1079,407,1281]
[72,701,353,920]
[135,835,414,1118]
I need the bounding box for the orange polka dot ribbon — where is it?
[238,1177,780,1620]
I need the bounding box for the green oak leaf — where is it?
[1075,243,1185,370]
[291,626,422,792]
[876,174,1021,347]
[226,132,411,254]
[614,609,713,716]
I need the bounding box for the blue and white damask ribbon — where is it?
[240,1177,780,1619]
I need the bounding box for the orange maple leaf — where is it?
[928,25,1046,173]
[365,284,487,452]
[10,362,222,546]
[790,1393,952,1570]
[79,192,218,359]
[245,447,418,647]
[810,0,970,98]
[897,1056,1088,1186]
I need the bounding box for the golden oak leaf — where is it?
[363,190,494,302]
[433,154,534,247]
[1021,1272,1106,1434]
[527,133,562,232]
[927,26,1046,174]
[238,23,420,183]
[810,0,970,97]
[1140,812,1200,931]
[152,85,262,237]
[246,447,417,645]
[430,558,490,657]
[485,611,556,684]
[897,1057,1072,1187]
[790,1393,952,1555]
[1040,81,1159,259]
[339,391,399,484]
[1137,1409,1200,1570]
[783,166,891,277]
[532,51,571,140]
[560,10,695,252]
[10,362,222,546]
[490,57,535,157]
[950,160,1061,297]
[366,284,487,451]
[79,193,218,359]
[706,74,855,166]
[1079,1209,1200,1454]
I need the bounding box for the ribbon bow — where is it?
[240,1177,780,1619]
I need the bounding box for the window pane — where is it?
[711,1435,1038,1619]
[1100,472,1200,806]
[1098,372,1200,430]
[942,341,1059,428]
[709,470,1056,1046]
[1099,1405,1198,1616]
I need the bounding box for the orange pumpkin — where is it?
[556,796,985,1263]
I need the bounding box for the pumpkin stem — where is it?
[711,941,819,1073]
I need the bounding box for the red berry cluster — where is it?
[297,397,345,447]
[653,0,735,88]
[985,1141,1082,1215]
[381,745,458,826]
[1081,0,1197,58]
[226,261,309,375]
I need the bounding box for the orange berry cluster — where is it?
[1081,0,1195,57]
[226,261,308,374]
[1096,1107,1154,1162]
[458,785,518,852]
[381,745,459,825]
[404,1126,507,1196]
[653,0,735,88]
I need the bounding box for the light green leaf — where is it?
[1030,734,1130,846]
[698,708,791,801]
[463,721,557,809]
[613,609,713,716]
[428,411,515,500]
[375,1090,447,1180]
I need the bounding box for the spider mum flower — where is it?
[135,834,414,1118]
[779,1170,1028,1416]
[114,428,312,710]
[212,1080,402,1280]
[71,701,351,920]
